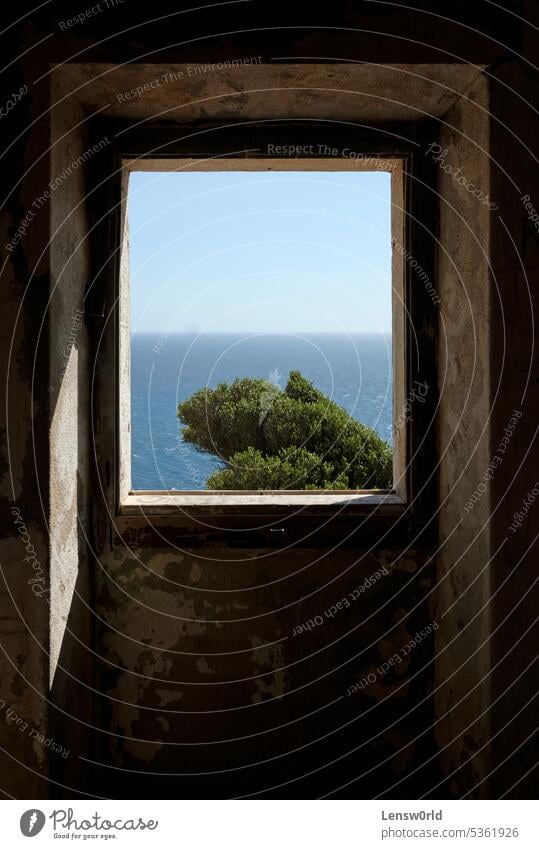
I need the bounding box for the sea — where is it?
[131,333,393,490]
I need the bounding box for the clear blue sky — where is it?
[128,170,392,334]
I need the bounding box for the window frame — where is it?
[87,119,439,542]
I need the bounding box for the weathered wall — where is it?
[48,59,446,800]
[0,51,52,796]
[48,87,96,790]
[87,542,438,799]
[1,1,537,800]
[488,20,539,797]
[433,75,493,797]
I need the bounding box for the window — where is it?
[89,121,437,531]
[127,166,394,495]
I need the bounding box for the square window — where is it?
[127,167,394,495]
[85,122,437,526]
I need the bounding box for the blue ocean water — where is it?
[131,333,392,490]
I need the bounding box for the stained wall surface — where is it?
[1,2,537,800]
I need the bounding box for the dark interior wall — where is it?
[433,74,493,795]
[87,543,438,799]
[1,1,537,800]
[48,89,96,790]
[0,64,52,798]
[45,60,445,798]
[488,38,539,797]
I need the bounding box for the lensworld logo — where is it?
[20,809,46,837]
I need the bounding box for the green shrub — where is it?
[177,370,392,490]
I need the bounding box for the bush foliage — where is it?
[177,370,392,490]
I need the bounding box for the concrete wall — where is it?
[433,75,493,796]
[86,543,438,798]
[488,27,539,797]
[46,59,445,800]
[48,88,96,791]
[1,1,537,799]
[0,60,52,797]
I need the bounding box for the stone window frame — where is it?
[87,119,438,540]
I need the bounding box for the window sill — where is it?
[113,492,408,547]
[120,490,405,515]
